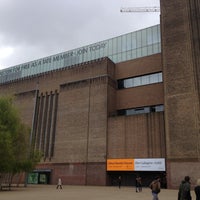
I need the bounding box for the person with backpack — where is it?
[149,176,161,200]
[178,176,192,200]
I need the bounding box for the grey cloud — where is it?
[0,0,160,67]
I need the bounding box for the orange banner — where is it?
[107,159,134,171]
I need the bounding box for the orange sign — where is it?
[107,159,134,171]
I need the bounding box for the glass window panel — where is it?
[56,59,62,68]
[158,72,163,82]
[147,27,153,45]
[108,39,112,55]
[76,54,81,64]
[147,45,153,55]
[133,77,141,86]
[58,54,63,68]
[158,25,161,42]
[99,46,104,57]
[135,108,145,114]
[132,49,137,59]
[41,64,45,73]
[46,63,50,72]
[103,41,108,57]
[153,43,159,53]
[73,56,79,65]
[12,73,16,80]
[91,47,95,59]
[136,31,142,48]
[156,73,160,82]
[117,52,122,62]
[117,37,122,53]
[84,52,88,62]
[112,38,117,54]
[28,65,31,76]
[144,107,150,113]
[124,79,132,88]
[126,109,135,115]
[122,35,127,51]
[141,47,147,57]
[141,29,147,46]
[126,33,132,51]
[122,52,126,61]
[91,49,95,60]
[156,105,164,112]
[149,74,158,83]
[112,54,117,62]
[60,58,64,68]
[51,57,55,70]
[127,50,132,60]
[152,25,159,43]
[141,75,149,85]
[131,32,137,49]
[136,48,142,58]
[80,53,84,63]
[95,46,100,58]
[31,65,35,75]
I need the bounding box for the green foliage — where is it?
[0,96,41,185]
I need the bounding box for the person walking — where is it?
[56,178,62,189]
[118,176,122,189]
[136,175,142,192]
[149,176,161,200]
[178,176,191,200]
[195,179,200,200]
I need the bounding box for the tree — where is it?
[0,96,41,190]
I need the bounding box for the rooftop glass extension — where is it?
[0,24,160,84]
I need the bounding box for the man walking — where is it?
[178,176,191,200]
[149,176,161,200]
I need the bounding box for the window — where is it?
[118,72,163,89]
[117,105,164,116]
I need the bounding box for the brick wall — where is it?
[161,0,200,188]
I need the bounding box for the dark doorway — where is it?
[107,171,167,188]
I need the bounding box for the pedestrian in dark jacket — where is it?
[118,176,122,189]
[136,175,142,192]
[178,176,191,200]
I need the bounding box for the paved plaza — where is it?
[0,184,196,200]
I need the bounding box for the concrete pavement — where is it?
[0,184,196,200]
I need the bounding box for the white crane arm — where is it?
[120,7,160,12]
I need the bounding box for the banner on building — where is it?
[107,158,165,171]
[107,159,134,171]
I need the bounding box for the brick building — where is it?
[0,0,199,188]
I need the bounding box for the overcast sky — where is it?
[0,0,160,70]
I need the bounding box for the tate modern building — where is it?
[0,0,199,188]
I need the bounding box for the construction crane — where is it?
[120,7,160,13]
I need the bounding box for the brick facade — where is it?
[0,55,165,186]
